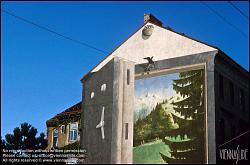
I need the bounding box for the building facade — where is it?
[46,102,81,149]
[80,14,249,164]
[214,53,249,163]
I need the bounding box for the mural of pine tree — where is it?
[160,69,205,164]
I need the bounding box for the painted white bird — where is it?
[96,107,105,139]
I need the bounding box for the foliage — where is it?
[1,123,47,150]
[1,136,6,149]
[57,115,81,126]
[160,69,205,164]
[133,102,174,147]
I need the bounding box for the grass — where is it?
[133,140,170,164]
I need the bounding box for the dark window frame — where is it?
[61,125,65,134]
[239,89,245,111]
[229,81,234,106]
[53,129,59,148]
[219,74,224,100]
[68,122,78,142]
[219,118,225,145]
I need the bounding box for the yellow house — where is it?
[46,102,81,149]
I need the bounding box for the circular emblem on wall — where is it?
[142,25,154,37]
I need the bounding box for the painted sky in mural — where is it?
[134,73,181,122]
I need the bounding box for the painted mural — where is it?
[133,69,206,164]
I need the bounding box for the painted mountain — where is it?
[134,73,180,122]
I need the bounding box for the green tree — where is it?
[160,69,205,164]
[2,123,47,150]
[134,102,175,146]
[1,136,6,149]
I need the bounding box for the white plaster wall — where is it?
[92,22,217,73]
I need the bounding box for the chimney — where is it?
[144,13,163,27]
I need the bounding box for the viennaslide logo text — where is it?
[219,145,248,164]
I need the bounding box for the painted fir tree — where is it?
[160,69,205,164]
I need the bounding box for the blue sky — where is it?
[1,1,249,137]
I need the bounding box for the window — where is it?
[238,120,248,146]
[230,124,236,146]
[125,123,129,140]
[90,92,94,99]
[101,84,106,92]
[127,69,130,85]
[219,75,224,99]
[69,122,78,141]
[61,125,65,134]
[53,129,58,148]
[239,89,245,111]
[219,118,225,144]
[229,82,234,105]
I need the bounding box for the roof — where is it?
[46,102,82,127]
[80,14,248,82]
[216,49,249,77]
[80,19,216,82]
